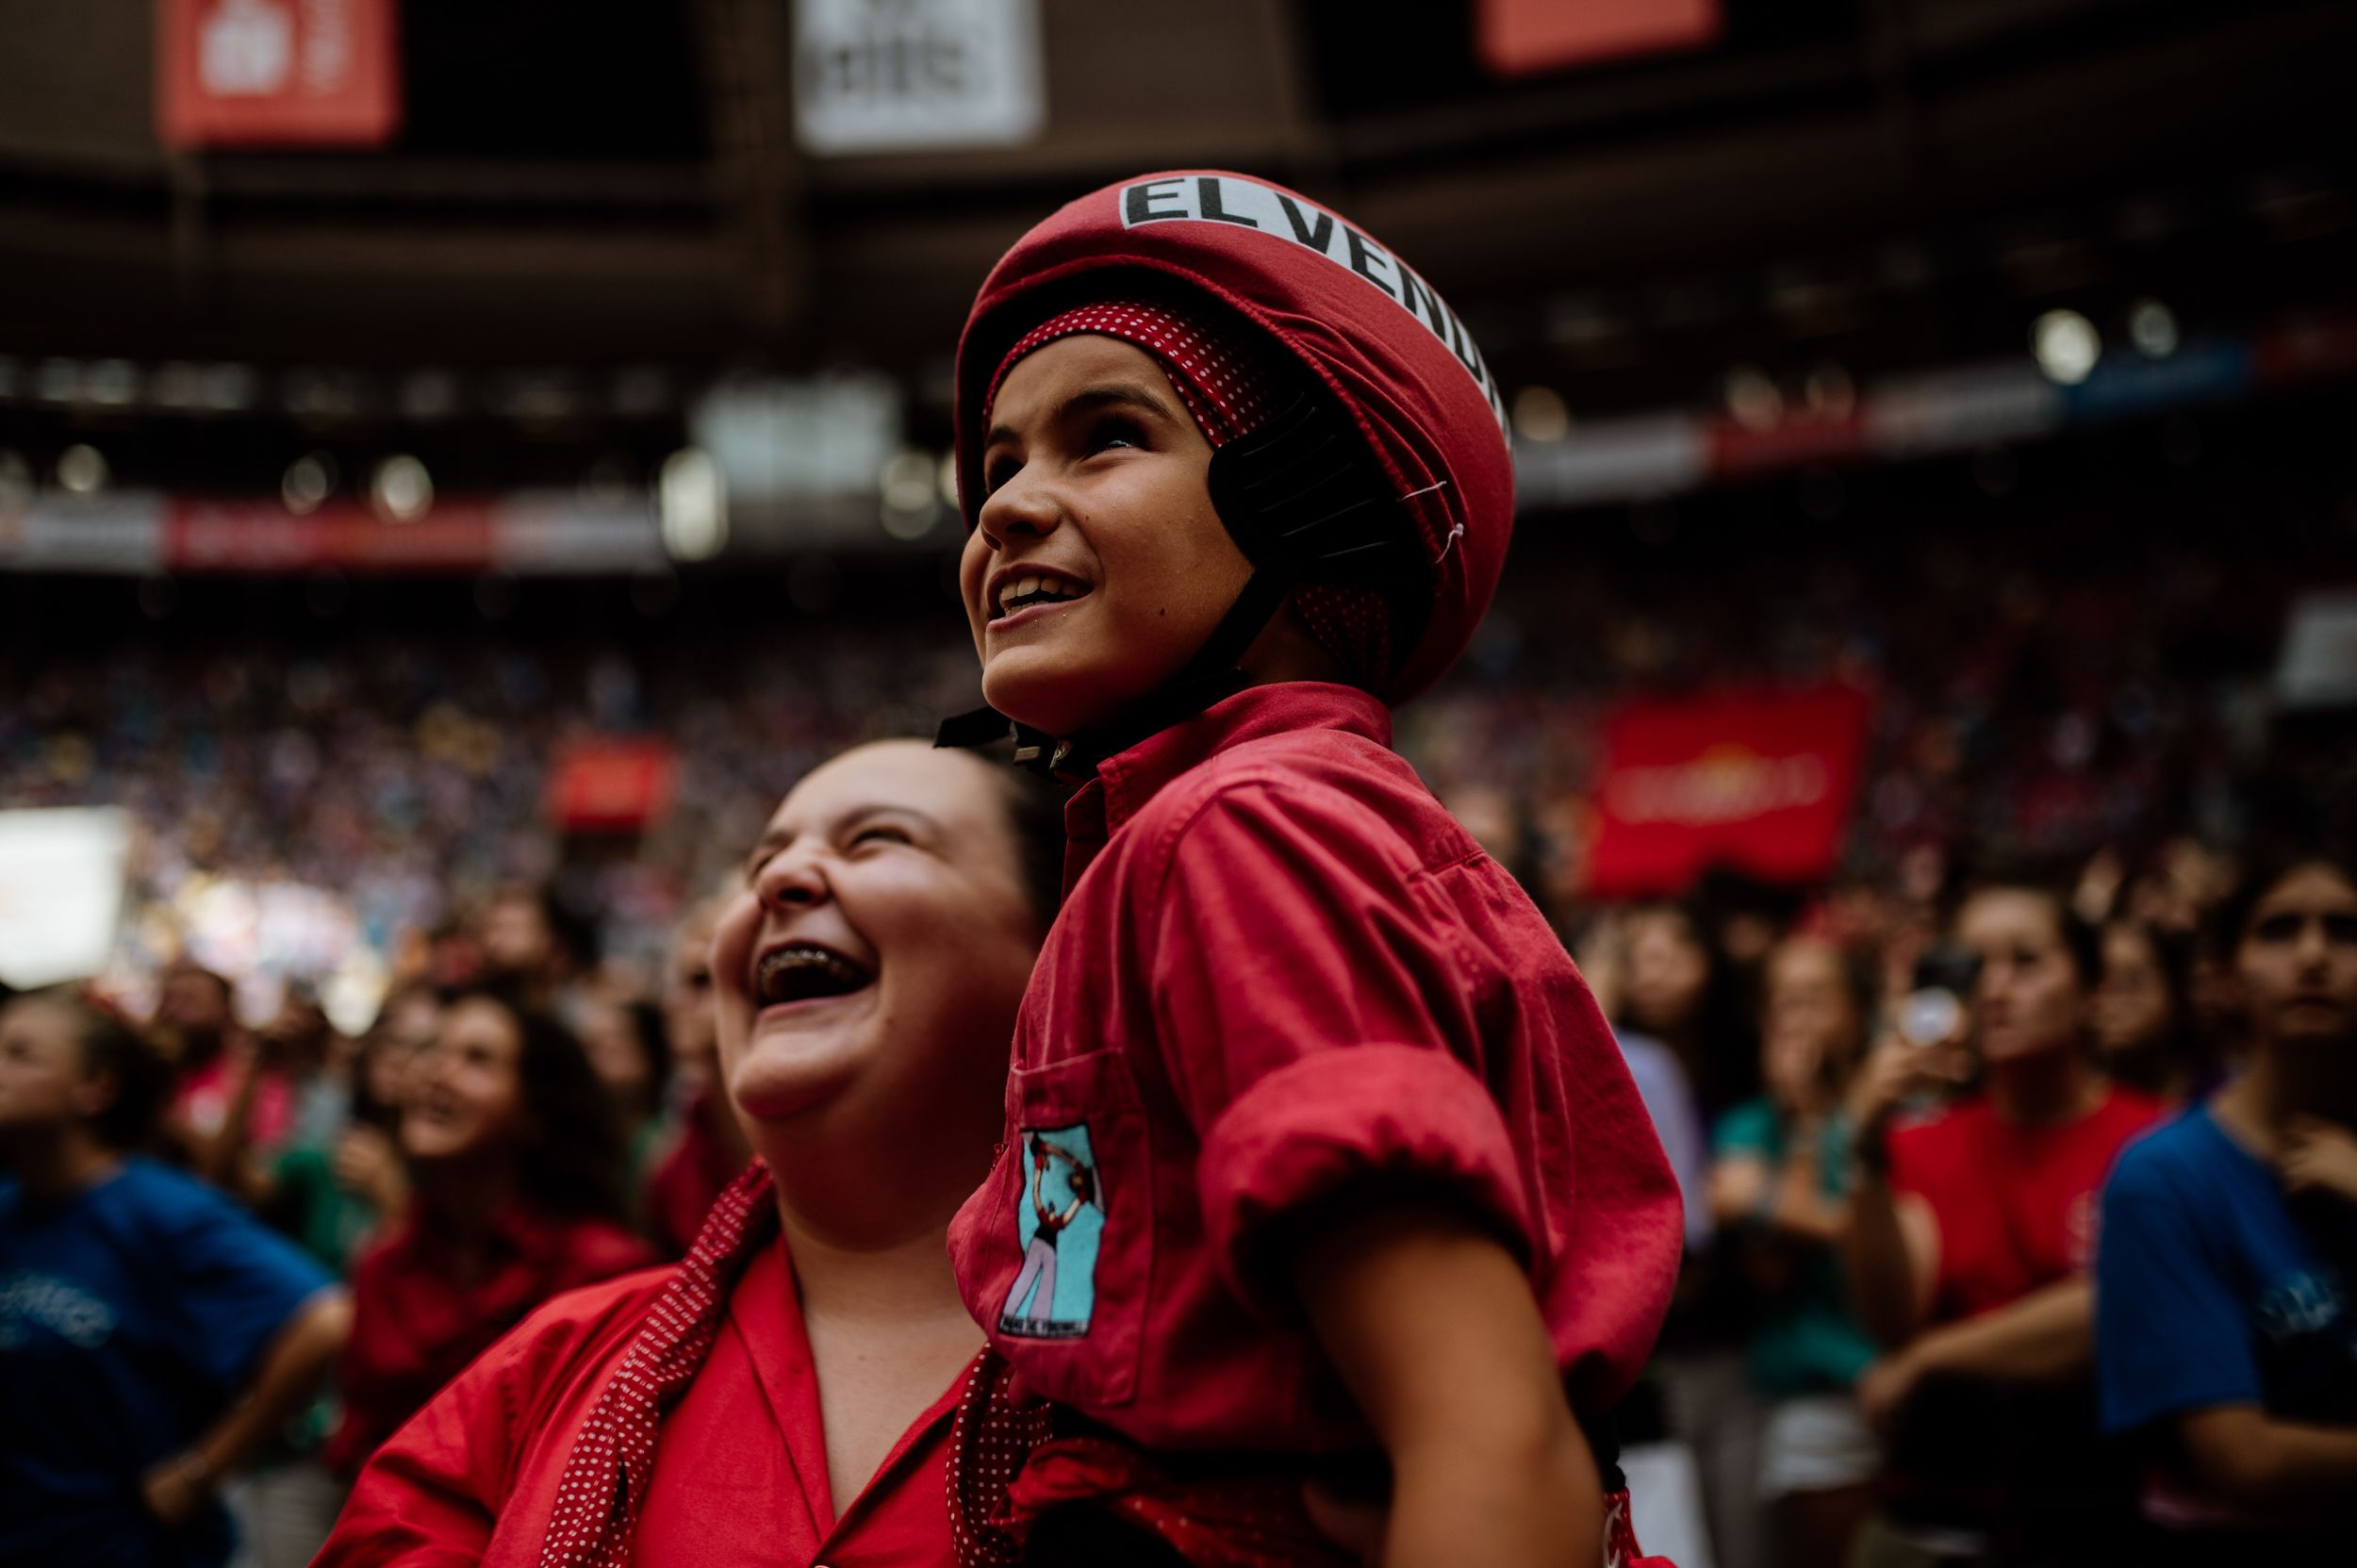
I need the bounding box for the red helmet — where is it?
[953,171,1515,705]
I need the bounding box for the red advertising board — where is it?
[1583,685,1870,897]
[164,500,493,572]
[545,739,680,834]
[157,0,401,150]
[1475,0,1722,78]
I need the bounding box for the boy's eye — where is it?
[1087,416,1146,454]
[2253,915,2302,944]
[849,824,911,849]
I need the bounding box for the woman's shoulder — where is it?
[548,1216,661,1286]
[479,1263,681,1388]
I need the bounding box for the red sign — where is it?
[164,500,493,572]
[1475,0,1722,78]
[1583,685,1870,898]
[157,0,401,149]
[545,740,680,835]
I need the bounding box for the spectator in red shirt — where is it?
[937,173,1681,1567]
[315,739,1064,1567]
[641,898,752,1257]
[324,988,651,1476]
[1845,882,2165,1561]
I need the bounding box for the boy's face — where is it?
[962,334,1251,737]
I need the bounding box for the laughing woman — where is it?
[324,990,653,1478]
[316,739,1062,1566]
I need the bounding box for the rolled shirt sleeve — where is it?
[1146,778,1535,1309]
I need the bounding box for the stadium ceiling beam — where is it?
[691,0,806,346]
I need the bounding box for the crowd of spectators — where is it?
[3,499,2354,1564]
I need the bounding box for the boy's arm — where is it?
[1291,1196,1602,1568]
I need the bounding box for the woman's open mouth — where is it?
[751,942,877,1014]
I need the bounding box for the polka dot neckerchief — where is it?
[536,1161,778,1568]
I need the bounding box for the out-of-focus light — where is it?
[282,452,338,515]
[2032,309,2101,385]
[937,452,963,509]
[879,449,939,540]
[1723,365,1784,431]
[87,360,140,407]
[195,363,257,414]
[0,449,32,508]
[1804,363,1856,421]
[57,444,109,495]
[399,370,460,422]
[659,448,727,561]
[371,454,434,522]
[1511,387,1572,443]
[2127,299,2179,358]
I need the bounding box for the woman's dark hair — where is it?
[995,767,1069,930]
[2210,850,2357,959]
[1969,879,2102,986]
[445,985,628,1221]
[28,989,173,1153]
[1613,899,1760,1111]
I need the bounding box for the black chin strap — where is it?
[932,569,1289,778]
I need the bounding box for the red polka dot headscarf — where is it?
[984,297,1395,687]
[956,170,1515,706]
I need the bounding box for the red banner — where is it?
[1583,685,1870,898]
[545,740,680,835]
[157,0,401,150]
[164,500,494,572]
[1475,0,1722,78]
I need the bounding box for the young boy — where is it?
[940,172,1683,1567]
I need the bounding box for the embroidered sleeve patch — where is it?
[997,1125,1104,1339]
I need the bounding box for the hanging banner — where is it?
[157,0,401,150]
[0,809,132,990]
[1475,0,1722,78]
[1584,685,1870,897]
[795,0,1045,155]
[545,739,681,834]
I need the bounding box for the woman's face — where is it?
[400,996,530,1164]
[961,334,1251,738]
[2234,864,2357,1050]
[0,999,99,1137]
[575,994,652,1110]
[1956,889,2085,1063]
[710,742,1041,1151]
[2091,924,2173,1059]
[1622,909,1709,1037]
[1760,940,1861,1109]
[661,904,720,1090]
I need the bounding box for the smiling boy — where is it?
[939,173,1682,1568]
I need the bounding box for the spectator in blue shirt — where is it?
[2097,850,2357,1551]
[0,987,351,1568]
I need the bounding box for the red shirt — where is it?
[1888,1085,2164,1322]
[644,1092,747,1259]
[320,1238,966,1567]
[946,683,1682,1453]
[326,1202,652,1475]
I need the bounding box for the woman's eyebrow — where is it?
[984,381,1178,449]
[837,803,945,836]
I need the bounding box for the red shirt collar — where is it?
[1063,683,1391,887]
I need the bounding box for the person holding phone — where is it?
[1843,881,2164,1564]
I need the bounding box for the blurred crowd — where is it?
[7,807,2353,1566]
[4,509,2355,1565]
